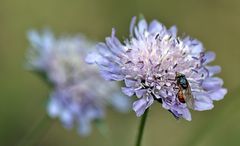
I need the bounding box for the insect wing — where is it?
[183,84,194,109]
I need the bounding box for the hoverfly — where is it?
[175,72,194,109]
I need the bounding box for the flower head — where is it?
[86,17,227,121]
[26,29,130,135]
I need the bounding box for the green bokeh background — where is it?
[0,0,240,146]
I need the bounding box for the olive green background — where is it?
[0,0,240,146]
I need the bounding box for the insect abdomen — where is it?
[177,90,185,103]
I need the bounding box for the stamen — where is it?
[173,63,178,69]
[155,33,160,40]
[154,63,161,69]
[176,38,180,44]
[126,48,132,53]
[149,59,153,65]
[125,60,133,64]
[191,69,198,73]
[192,56,199,60]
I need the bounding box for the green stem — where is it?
[135,108,149,146]
[16,113,52,146]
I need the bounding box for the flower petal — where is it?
[106,36,125,56]
[121,87,135,96]
[193,93,214,111]
[100,70,124,81]
[60,110,73,129]
[208,88,227,101]
[183,37,204,55]
[194,101,214,111]
[135,89,147,98]
[138,19,148,34]
[133,98,148,117]
[202,77,223,91]
[97,43,120,62]
[146,95,154,107]
[182,108,192,121]
[162,100,170,110]
[85,51,101,64]
[148,20,165,33]
[47,98,61,118]
[168,25,177,37]
[206,65,221,76]
[124,78,137,87]
[169,109,181,119]
[203,51,216,64]
[130,16,137,36]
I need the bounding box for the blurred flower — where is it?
[26,29,131,135]
[86,17,227,121]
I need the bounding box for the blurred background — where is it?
[0,0,240,146]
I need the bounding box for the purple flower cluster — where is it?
[86,17,227,121]
[26,29,130,135]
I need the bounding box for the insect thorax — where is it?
[178,76,188,89]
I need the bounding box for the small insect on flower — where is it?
[175,72,194,109]
[86,16,227,121]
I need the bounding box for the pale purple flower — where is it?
[26,29,131,135]
[86,17,227,121]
